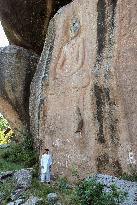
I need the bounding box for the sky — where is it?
[0,21,9,47]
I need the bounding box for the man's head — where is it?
[44,148,49,154]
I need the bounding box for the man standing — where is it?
[40,148,52,183]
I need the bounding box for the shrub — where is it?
[71,165,80,179]
[57,176,70,192]
[0,115,13,144]
[1,132,39,168]
[0,178,16,204]
[72,177,127,205]
[26,178,54,205]
[0,131,6,143]
[120,173,137,182]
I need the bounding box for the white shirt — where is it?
[40,153,52,173]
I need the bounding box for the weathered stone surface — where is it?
[95,174,137,205]
[23,196,41,205]
[12,199,24,205]
[30,0,137,178]
[14,168,33,188]
[0,45,39,132]
[114,0,137,170]
[30,19,55,148]
[7,196,40,205]
[10,188,25,201]
[47,193,58,204]
[0,171,14,180]
[0,0,72,54]
[7,202,14,205]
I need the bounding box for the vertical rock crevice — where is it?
[93,0,107,145]
[94,84,105,144]
[94,0,119,173]
[97,0,107,62]
[94,0,107,144]
[104,0,118,146]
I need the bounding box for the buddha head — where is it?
[70,16,80,39]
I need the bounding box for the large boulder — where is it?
[114,0,137,173]
[0,0,72,54]
[30,0,137,179]
[95,174,137,205]
[0,45,39,132]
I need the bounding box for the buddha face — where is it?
[70,17,80,39]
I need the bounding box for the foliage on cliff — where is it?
[1,132,38,169]
[0,115,13,144]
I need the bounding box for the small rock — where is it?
[0,144,10,149]
[0,171,14,180]
[7,198,25,205]
[54,202,63,205]
[14,169,33,188]
[14,198,25,205]
[47,193,58,204]
[7,202,14,205]
[23,196,41,205]
[11,188,25,201]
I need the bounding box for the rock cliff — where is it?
[0,0,137,178]
[30,0,137,178]
[0,0,72,54]
[0,45,39,133]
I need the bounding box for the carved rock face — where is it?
[30,0,137,179]
[0,0,72,54]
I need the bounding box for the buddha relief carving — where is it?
[55,17,90,88]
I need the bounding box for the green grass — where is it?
[28,178,77,205]
[0,178,16,204]
[0,132,39,172]
[31,179,53,196]
[0,149,24,172]
[120,173,137,182]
